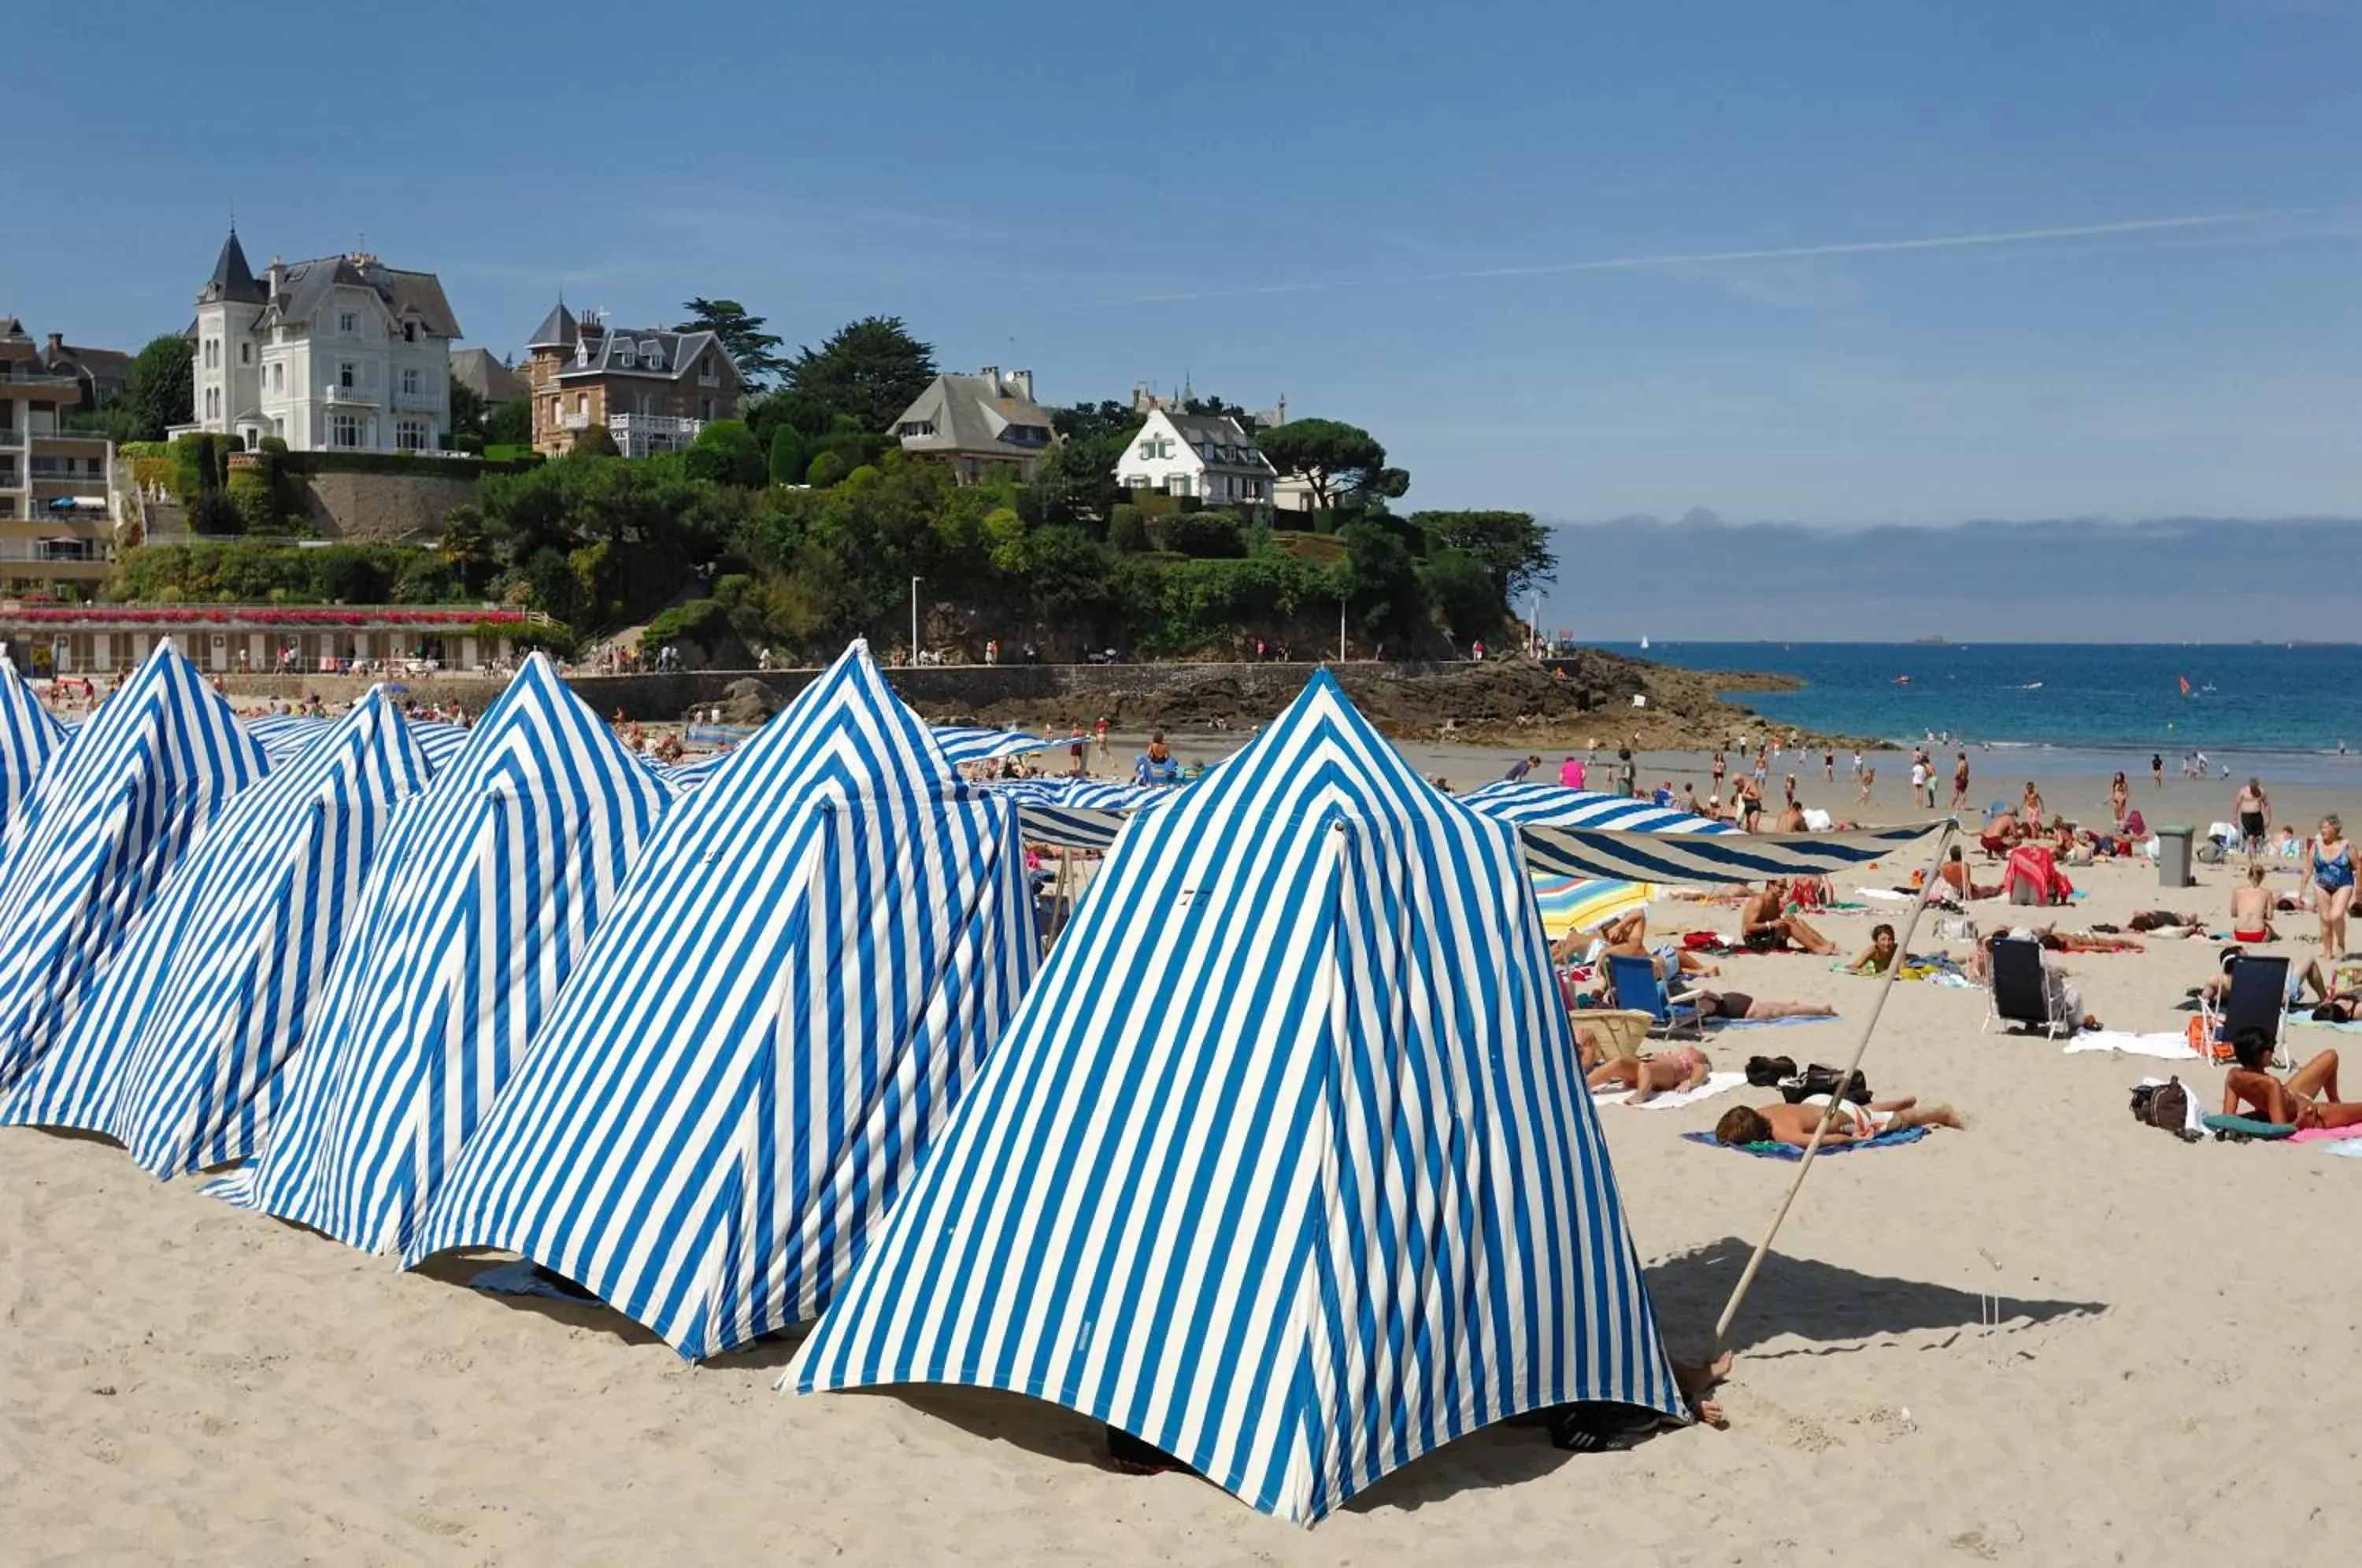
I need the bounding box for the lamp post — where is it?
[909,575,921,668]
[1338,597,1347,664]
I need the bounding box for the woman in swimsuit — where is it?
[2312,815,2354,960]
[2108,772,2129,827]
[1588,1045,1710,1105]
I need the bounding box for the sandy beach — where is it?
[8,806,2360,1565]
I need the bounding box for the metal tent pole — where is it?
[1711,820,1960,1353]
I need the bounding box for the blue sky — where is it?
[11,0,2358,617]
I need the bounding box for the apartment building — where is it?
[0,317,114,597]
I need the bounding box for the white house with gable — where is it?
[1114,408,1276,508]
[183,228,460,453]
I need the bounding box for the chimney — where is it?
[1008,369,1033,403]
[267,258,286,300]
[979,364,999,393]
[46,333,64,357]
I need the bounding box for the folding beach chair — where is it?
[1983,937,2069,1039]
[2201,953,2293,1069]
[1605,953,1706,1041]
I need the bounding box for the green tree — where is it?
[1259,418,1406,510]
[767,426,810,486]
[1410,509,1557,603]
[676,298,787,386]
[683,419,765,488]
[1419,549,1505,643]
[805,451,849,489]
[117,335,196,442]
[485,398,533,447]
[783,316,938,432]
[448,375,487,439]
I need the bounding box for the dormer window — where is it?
[402,320,418,343]
[339,311,359,335]
[615,343,635,369]
[640,340,665,371]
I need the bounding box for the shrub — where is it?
[805,451,849,489]
[448,433,486,456]
[683,420,765,489]
[1151,509,1246,559]
[767,426,810,486]
[1107,505,1150,553]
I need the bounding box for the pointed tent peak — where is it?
[441,651,673,801]
[714,638,957,794]
[525,298,579,351]
[202,228,265,305]
[1178,664,1445,821]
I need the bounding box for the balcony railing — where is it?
[0,368,82,391]
[322,383,375,405]
[557,410,594,430]
[0,429,24,449]
[393,387,442,412]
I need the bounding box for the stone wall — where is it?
[293,470,478,542]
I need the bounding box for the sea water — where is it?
[1609,642,2362,786]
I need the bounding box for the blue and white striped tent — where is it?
[0,690,435,1171]
[247,712,472,773]
[1458,779,1735,835]
[207,653,674,1254]
[931,725,1052,765]
[409,640,1041,1358]
[789,669,1683,1525]
[1459,778,1941,883]
[0,656,68,838]
[0,642,266,1098]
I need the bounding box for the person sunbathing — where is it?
[2222,1030,2362,1130]
[1712,1096,1964,1148]
[1846,923,1901,974]
[1690,989,1836,1022]
[1589,1045,1711,1104]
[1740,880,1839,955]
[1553,912,1720,978]
[2230,866,2278,943]
[1937,846,2001,900]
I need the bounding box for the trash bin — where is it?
[2156,824,2196,889]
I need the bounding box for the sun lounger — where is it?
[1983,936,2070,1039]
[2201,952,2292,1069]
[1605,952,1705,1041]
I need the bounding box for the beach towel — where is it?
[2203,1113,2295,1141]
[2326,1141,2362,1159]
[1853,887,1913,902]
[2065,1031,2200,1061]
[470,1260,599,1303]
[1682,1126,1930,1160]
[1707,1015,1838,1030]
[2292,1017,2362,1034]
[1593,1071,1747,1111]
[2290,1124,2362,1145]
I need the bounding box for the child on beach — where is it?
[1857,767,1875,807]
[1713,1096,1964,1148]
[1846,923,1901,974]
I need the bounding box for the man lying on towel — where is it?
[1739,880,1839,956]
[1714,1096,1964,1148]
[2223,1030,2362,1130]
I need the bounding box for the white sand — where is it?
[7,850,2360,1563]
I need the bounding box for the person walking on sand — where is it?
[2234,777,2271,862]
[2020,782,2045,834]
[1823,747,1835,783]
[1857,766,1875,808]
[1909,754,1928,804]
[2108,771,2130,827]
[2152,753,2165,789]
[1711,749,1727,797]
[1949,750,1971,811]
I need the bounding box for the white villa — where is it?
[183,229,460,453]
[1113,407,1275,508]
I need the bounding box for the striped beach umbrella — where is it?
[1532,875,1656,937]
[0,689,435,1169]
[205,653,674,1255]
[0,641,266,1098]
[409,639,1040,1358]
[788,669,1682,1525]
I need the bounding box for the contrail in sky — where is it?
[1091,207,2334,305]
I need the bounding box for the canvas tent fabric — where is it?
[0,642,267,1099]
[788,670,1683,1525]
[1459,779,1735,835]
[0,656,67,838]
[409,641,1041,1359]
[248,712,470,772]
[930,725,1052,765]
[206,654,673,1254]
[0,690,434,1170]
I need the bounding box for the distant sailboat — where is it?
[1640,634,1650,651]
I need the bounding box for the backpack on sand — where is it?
[2130,1078,2198,1141]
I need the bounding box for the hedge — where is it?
[275,450,543,479]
